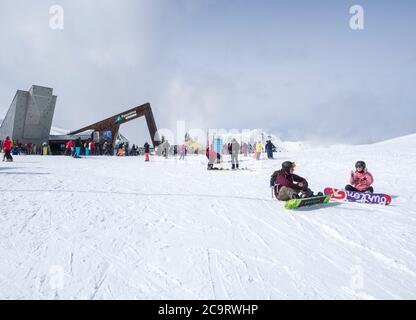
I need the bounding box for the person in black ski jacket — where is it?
[265,140,275,159]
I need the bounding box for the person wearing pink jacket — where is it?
[345,161,374,193]
[179,144,186,160]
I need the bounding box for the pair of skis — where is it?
[284,187,392,210]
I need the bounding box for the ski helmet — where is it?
[282,161,295,170]
[355,161,366,168]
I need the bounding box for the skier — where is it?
[231,138,240,170]
[270,161,321,201]
[345,161,374,193]
[265,140,275,159]
[144,142,150,162]
[2,136,13,162]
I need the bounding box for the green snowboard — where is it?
[285,195,331,209]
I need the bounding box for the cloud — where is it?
[0,0,415,145]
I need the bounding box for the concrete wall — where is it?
[0,85,57,145]
[10,91,29,140]
[0,94,16,139]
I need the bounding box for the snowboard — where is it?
[285,194,331,210]
[324,187,391,206]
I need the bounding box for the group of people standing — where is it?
[64,139,153,160]
[65,139,116,157]
[2,135,277,169]
[1,137,52,161]
[1,137,46,158]
[206,139,277,170]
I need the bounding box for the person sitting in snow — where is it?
[345,161,374,193]
[270,161,321,201]
[206,147,220,170]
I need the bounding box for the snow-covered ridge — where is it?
[50,126,70,135]
[372,133,416,148]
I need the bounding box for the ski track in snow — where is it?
[0,134,416,299]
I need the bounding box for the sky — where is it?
[0,0,415,145]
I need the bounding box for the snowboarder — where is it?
[144,142,150,161]
[270,161,321,201]
[231,138,240,170]
[265,140,275,159]
[2,136,13,162]
[206,147,220,170]
[345,161,374,193]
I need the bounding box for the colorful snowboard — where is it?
[324,187,391,206]
[285,195,331,210]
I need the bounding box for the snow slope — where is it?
[0,135,415,299]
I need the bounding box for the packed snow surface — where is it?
[1,135,416,299]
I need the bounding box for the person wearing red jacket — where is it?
[2,136,13,162]
[206,147,220,170]
[270,161,320,201]
[65,140,73,156]
[89,140,95,155]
